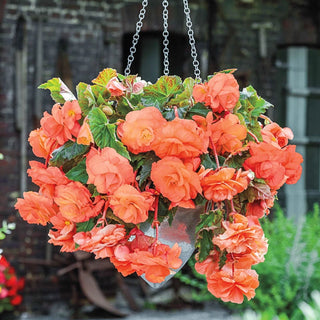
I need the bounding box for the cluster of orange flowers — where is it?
[15,69,303,303]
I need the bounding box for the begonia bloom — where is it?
[212,214,268,258]
[106,77,126,96]
[110,184,154,224]
[262,122,293,148]
[15,192,57,226]
[40,101,81,145]
[74,224,127,259]
[49,214,78,252]
[201,168,252,202]
[151,156,202,208]
[152,117,209,159]
[27,161,69,197]
[86,147,135,194]
[193,73,240,113]
[28,128,58,159]
[120,107,166,154]
[209,114,247,155]
[77,118,94,145]
[54,181,104,223]
[206,268,259,304]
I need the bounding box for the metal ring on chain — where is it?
[182,0,202,82]
[124,0,149,76]
[162,0,170,75]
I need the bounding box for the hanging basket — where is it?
[15,0,303,305]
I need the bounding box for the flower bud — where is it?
[102,105,114,116]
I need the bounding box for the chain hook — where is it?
[162,0,170,75]
[182,0,202,82]
[124,0,149,76]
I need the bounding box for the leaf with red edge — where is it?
[92,68,117,87]
[141,75,184,110]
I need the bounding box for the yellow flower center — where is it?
[68,110,75,117]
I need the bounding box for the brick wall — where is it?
[0,0,318,313]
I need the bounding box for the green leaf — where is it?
[244,181,272,202]
[76,82,93,116]
[225,154,248,169]
[162,105,189,120]
[92,68,117,87]
[196,209,223,234]
[218,250,227,269]
[196,229,214,262]
[214,68,237,75]
[66,158,88,184]
[76,217,96,233]
[92,85,111,100]
[88,108,130,159]
[50,141,89,168]
[141,76,184,110]
[117,97,134,116]
[240,85,273,118]
[168,77,195,107]
[39,78,76,104]
[200,153,217,170]
[185,103,210,119]
[130,152,160,186]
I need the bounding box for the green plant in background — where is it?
[176,203,320,320]
[299,290,320,320]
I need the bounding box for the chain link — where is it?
[182,0,201,82]
[124,0,149,76]
[162,0,169,75]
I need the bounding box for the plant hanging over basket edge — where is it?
[15,67,303,304]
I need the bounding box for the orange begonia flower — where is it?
[282,145,304,185]
[151,117,209,159]
[206,268,259,304]
[54,181,104,223]
[151,156,202,208]
[261,122,293,148]
[106,77,127,96]
[28,128,59,159]
[201,168,252,202]
[109,229,182,283]
[212,213,268,259]
[246,198,274,219]
[48,214,78,252]
[130,242,182,283]
[40,101,81,145]
[195,253,220,277]
[209,113,247,155]
[74,224,127,259]
[120,107,166,154]
[86,147,135,194]
[243,142,303,190]
[15,192,57,226]
[110,184,154,224]
[77,117,93,145]
[193,73,240,113]
[27,161,69,198]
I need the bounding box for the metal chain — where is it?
[182,0,201,82]
[162,0,169,75]
[124,0,149,76]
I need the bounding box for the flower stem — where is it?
[260,114,272,124]
[247,130,260,144]
[153,196,160,241]
[230,199,235,212]
[174,106,179,118]
[210,137,220,169]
